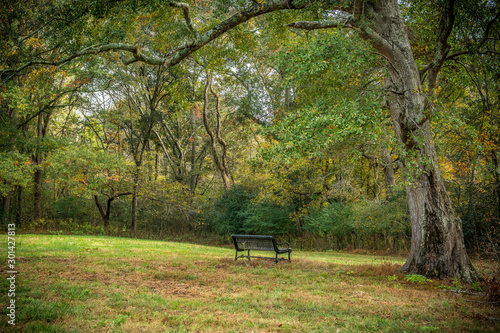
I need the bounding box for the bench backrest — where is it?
[231,234,277,252]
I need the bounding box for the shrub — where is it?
[206,185,295,236]
[243,201,295,235]
[207,185,257,234]
[53,196,90,221]
[303,190,410,251]
[305,201,353,237]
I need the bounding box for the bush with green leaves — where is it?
[303,190,410,250]
[206,185,257,234]
[242,201,295,236]
[53,196,92,221]
[205,185,295,236]
[306,201,353,235]
[350,191,410,239]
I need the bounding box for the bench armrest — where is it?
[277,242,290,249]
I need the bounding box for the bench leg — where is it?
[247,250,251,260]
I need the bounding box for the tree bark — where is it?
[361,0,477,281]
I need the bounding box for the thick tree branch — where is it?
[164,0,311,68]
[1,43,166,84]
[359,27,396,64]
[2,0,312,82]
[286,18,354,30]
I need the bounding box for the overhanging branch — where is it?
[286,18,354,30]
[1,43,166,84]
[2,0,310,81]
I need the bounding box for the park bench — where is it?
[231,234,292,263]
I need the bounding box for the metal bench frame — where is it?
[231,234,292,264]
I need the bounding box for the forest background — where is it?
[1,0,499,270]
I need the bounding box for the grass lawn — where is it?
[0,234,498,332]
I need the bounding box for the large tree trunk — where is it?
[361,0,477,281]
[400,123,476,282]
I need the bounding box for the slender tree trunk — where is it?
[33,169,42,220]
[154,150,159,181]
[2,190,11,226]
[105,197,113,229]
[94,195,110,229]
[361,140,395,199]
[33,114,43,220]
[131,169,140,236]
[189,107,198,193]
[284,87,292,112]
[16,186,23,227]
[492,150,500,220]
[94,193,132,229]
[131,193,137,234]
[361,0,477,281]
[202,75,232,191]
[381,142,395,199]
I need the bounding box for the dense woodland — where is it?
[1,0,499,280]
